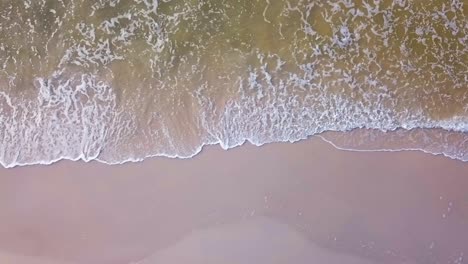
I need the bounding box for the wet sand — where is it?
[0,137,467,264]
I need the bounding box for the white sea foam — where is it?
[0,73,121,168]
[0,0,466,168]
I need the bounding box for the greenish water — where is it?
[0,0,467,167]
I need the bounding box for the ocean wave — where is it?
[0,0,466,167]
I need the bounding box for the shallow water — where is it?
[0,0,467,167]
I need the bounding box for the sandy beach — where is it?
[0,137,467,264]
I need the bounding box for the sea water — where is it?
[0,0,466,167]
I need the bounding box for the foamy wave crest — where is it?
[0,71,467,168]
[0,73,119,168]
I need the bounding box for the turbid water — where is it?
[0,0,466,167]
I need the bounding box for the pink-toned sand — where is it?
[0,137,467,264]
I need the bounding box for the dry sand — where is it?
[0,137,467,264]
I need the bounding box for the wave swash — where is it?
[0,0,467,167]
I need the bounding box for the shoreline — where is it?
[2,127,467,169]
